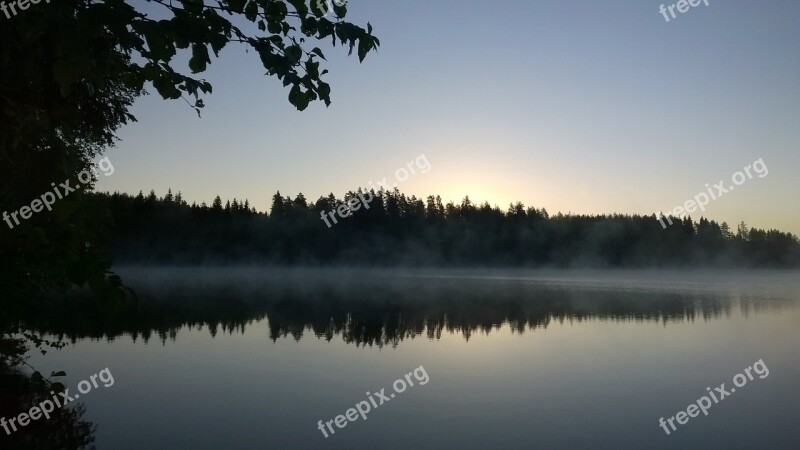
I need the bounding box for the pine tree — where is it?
[270,192,285,218]
[212,195,223,212]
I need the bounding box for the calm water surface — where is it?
[25,268,800,449]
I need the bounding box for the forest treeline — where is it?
[96,188,800,267]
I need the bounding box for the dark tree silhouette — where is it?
[90,188,800,268]
[1,0,380,301]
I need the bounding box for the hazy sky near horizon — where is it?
[98,0,800,234]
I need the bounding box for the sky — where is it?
[98,0,800,235]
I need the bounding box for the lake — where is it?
[22,268,800,449]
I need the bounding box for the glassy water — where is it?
[22,268,800,449]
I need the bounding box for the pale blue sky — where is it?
[99,0,800,234]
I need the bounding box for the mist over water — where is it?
[25,267,799,345]
[20,268,800,449]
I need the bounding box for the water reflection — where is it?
[22,269,796,348]
[9,269,800,449]
[0,334,96,450]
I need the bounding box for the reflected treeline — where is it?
[17,271,795,348]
